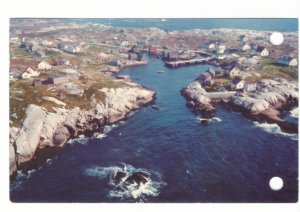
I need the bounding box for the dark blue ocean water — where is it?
[10,57,298,203]
[78,18,298,32]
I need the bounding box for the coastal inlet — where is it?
[10,57,298,203]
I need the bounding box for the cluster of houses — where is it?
[15,59,69,87]
[195,67,224,86]
[107,51,146,67]
[18,60,51,80]
[58,43,81,53]
[277,55,298,67]
[195,65,256,92]
[146,34,273,64]
[160,49,196,61]
[22,41,48,58]
[201,35,271,61]
[19,67,40,79]
[18,35,82,58]
[117,38,152,54]
[206,43,269,58]
[189,34,297,93]
[31,75,69,87]
[18,36,56,58]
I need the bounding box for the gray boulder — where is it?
[15,104,47,165]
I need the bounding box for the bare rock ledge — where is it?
[182,78,298,132]
[9,85,155,178]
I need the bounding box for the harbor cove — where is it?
[9,19,298,202]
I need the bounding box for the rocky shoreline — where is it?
[9,82,155,179]
[181,78,298,133]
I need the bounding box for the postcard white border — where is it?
[0,0,299,212]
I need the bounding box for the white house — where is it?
[217,54,226,60]
[241,43,251,51]
[65,45,81,53]
[19,36,26,44]
[217,44,226,54]
[42,39,53,46]
[278,56,298,67]
[38,61,52,70]
[10,37,19,44]
[20,67,40,79]
[231,77,245,90]
[208,43,215,49]
[240,35,248,43]
[120,40,130,46]
[226,66,242,78]
[256,47,269,57]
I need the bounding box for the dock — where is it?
[165,57,212,68]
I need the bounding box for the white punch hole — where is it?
[269,176,283,191]
[270,32,284,45]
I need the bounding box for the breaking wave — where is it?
[10,157,57,192]
[68,134,89,145]
[254,122,298,141]
[69,123,120,144]
[94,124,119,139]
[10,169,38,192]
[84,163,166,202]
[196,117,222,124]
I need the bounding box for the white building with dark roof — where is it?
[241,43,251,51]
[231,77,245,90]
[278,56,298,67]
[255,46,269,57]
[38,61,52,70]
[20,67,40,79]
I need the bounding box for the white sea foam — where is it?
[69,123,120,144]
[85,166,123,180]
[254,122,298,141]
[289,107,298,119]
[211,117,222,122]
[46,157,57,166]
[95,133,107,139]
[84,163,166,202]
[10,169,38,191]
[103,124,118,134]
[95,124,120,139]
[68,135,89,145]
[196,117,222,124]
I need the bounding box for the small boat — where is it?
[151,104,160,110]
[157,70,164,73]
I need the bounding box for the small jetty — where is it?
[165,57,212,68]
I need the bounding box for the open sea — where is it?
[10,19,298,203]
[78,18,298,32]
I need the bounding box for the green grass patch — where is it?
[208,77,231,92]
[10,74,128,127]
[249,58,298,82]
